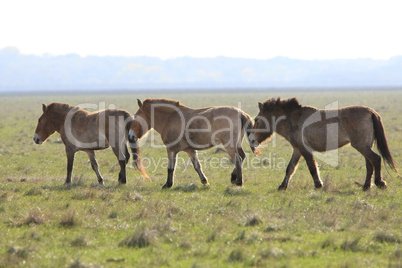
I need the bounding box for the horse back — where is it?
[294,105,375,152]
[62,109,131,150]
[162,106,246,149]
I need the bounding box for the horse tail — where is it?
[240,112,259,155]
[372,112,399,175]
[125,114,150,181]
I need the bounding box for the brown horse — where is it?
[33,103,149,185]
[248,97,398,191]
[128,98,256,189]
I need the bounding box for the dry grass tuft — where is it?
[173,183,199,192]
[245,215,263,227]
[71,236,89,247]
[118,230,158,248]
[69,258,86,268]
[24,187,44,196]
[340,237,362,252]
[227,248,246,263]
[7,245,31,259]
[108,211,118,219]
[24,209,46,225]
[374,231,400,244]
[120,191,142,202]
[224,187,250,196]
[72,189,97,200]
[11,208,45,227]
[60,210,78,228]
[321,236,337,249]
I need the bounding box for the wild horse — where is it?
[33,103,149,185]
[129,98,257,189]
[249,97,398,191]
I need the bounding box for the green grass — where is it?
[0,90,401,267]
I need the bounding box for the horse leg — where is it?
[85,150,104,185]
[225,146,244,186]
[112,145,128,184]
[229,148,246,185]
[186,149,209,185]
[302,151,323,189]
[65,149,75,184]
[163,149,177,189]
[278,148,301,190]
[123,144,130,164]
[363,158,374,191]
[353,146,386,189]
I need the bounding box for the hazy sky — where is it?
[1,0,401,60]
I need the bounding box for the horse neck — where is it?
[272,111,290,139]
[148,106,182,133]
[49,109,69,132]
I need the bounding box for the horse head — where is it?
[128,99,152,142]
[33,104,56,144]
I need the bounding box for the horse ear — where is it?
[258,102,264,111]
[137,99,143,109]
[42,104,47,113]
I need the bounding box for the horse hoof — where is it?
[315,183,323,189]
[278,184,287,190]
[375,180,387,189]
[162,184,173,189]
[362,185,371,191]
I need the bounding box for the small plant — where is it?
[60,210,78,228]
[24,187,44,196]
[340,237,362,252]
[224,187,250,196]
[321,236,337,249]
[118,230,158,248]
[374,231,400,243]
[24,209,46,225]
[8,246,31,259]
[264,225,280,233]
[228,248,246,263]
[234,229,246,242]
[173,183,200,192]
[71,236,88,247]
[69,258,86,268]
[108,211,118,219]
[11,208,45,227]
[245,215,263,227]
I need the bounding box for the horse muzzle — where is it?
[248,133,259,147]
[128,130,138,143]
[33,134,43,144]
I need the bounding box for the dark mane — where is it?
[261,97,301,112]
[46,103,77,112]
[143,98,182,107]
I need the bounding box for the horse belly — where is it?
[184,131,215,150]
[303,123,350,152]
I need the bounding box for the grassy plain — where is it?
[0,90,401,267]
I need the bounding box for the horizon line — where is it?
[1,47,401,62]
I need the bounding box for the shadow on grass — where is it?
[173,183,210,193]
[224,186,251,196]
[40,176,118,192]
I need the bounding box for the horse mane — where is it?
[46,103,77,112]
[261,97,302,112]
[143,98,182,107]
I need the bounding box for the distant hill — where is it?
[1,47,402,91]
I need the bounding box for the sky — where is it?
[1,0,401,60]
